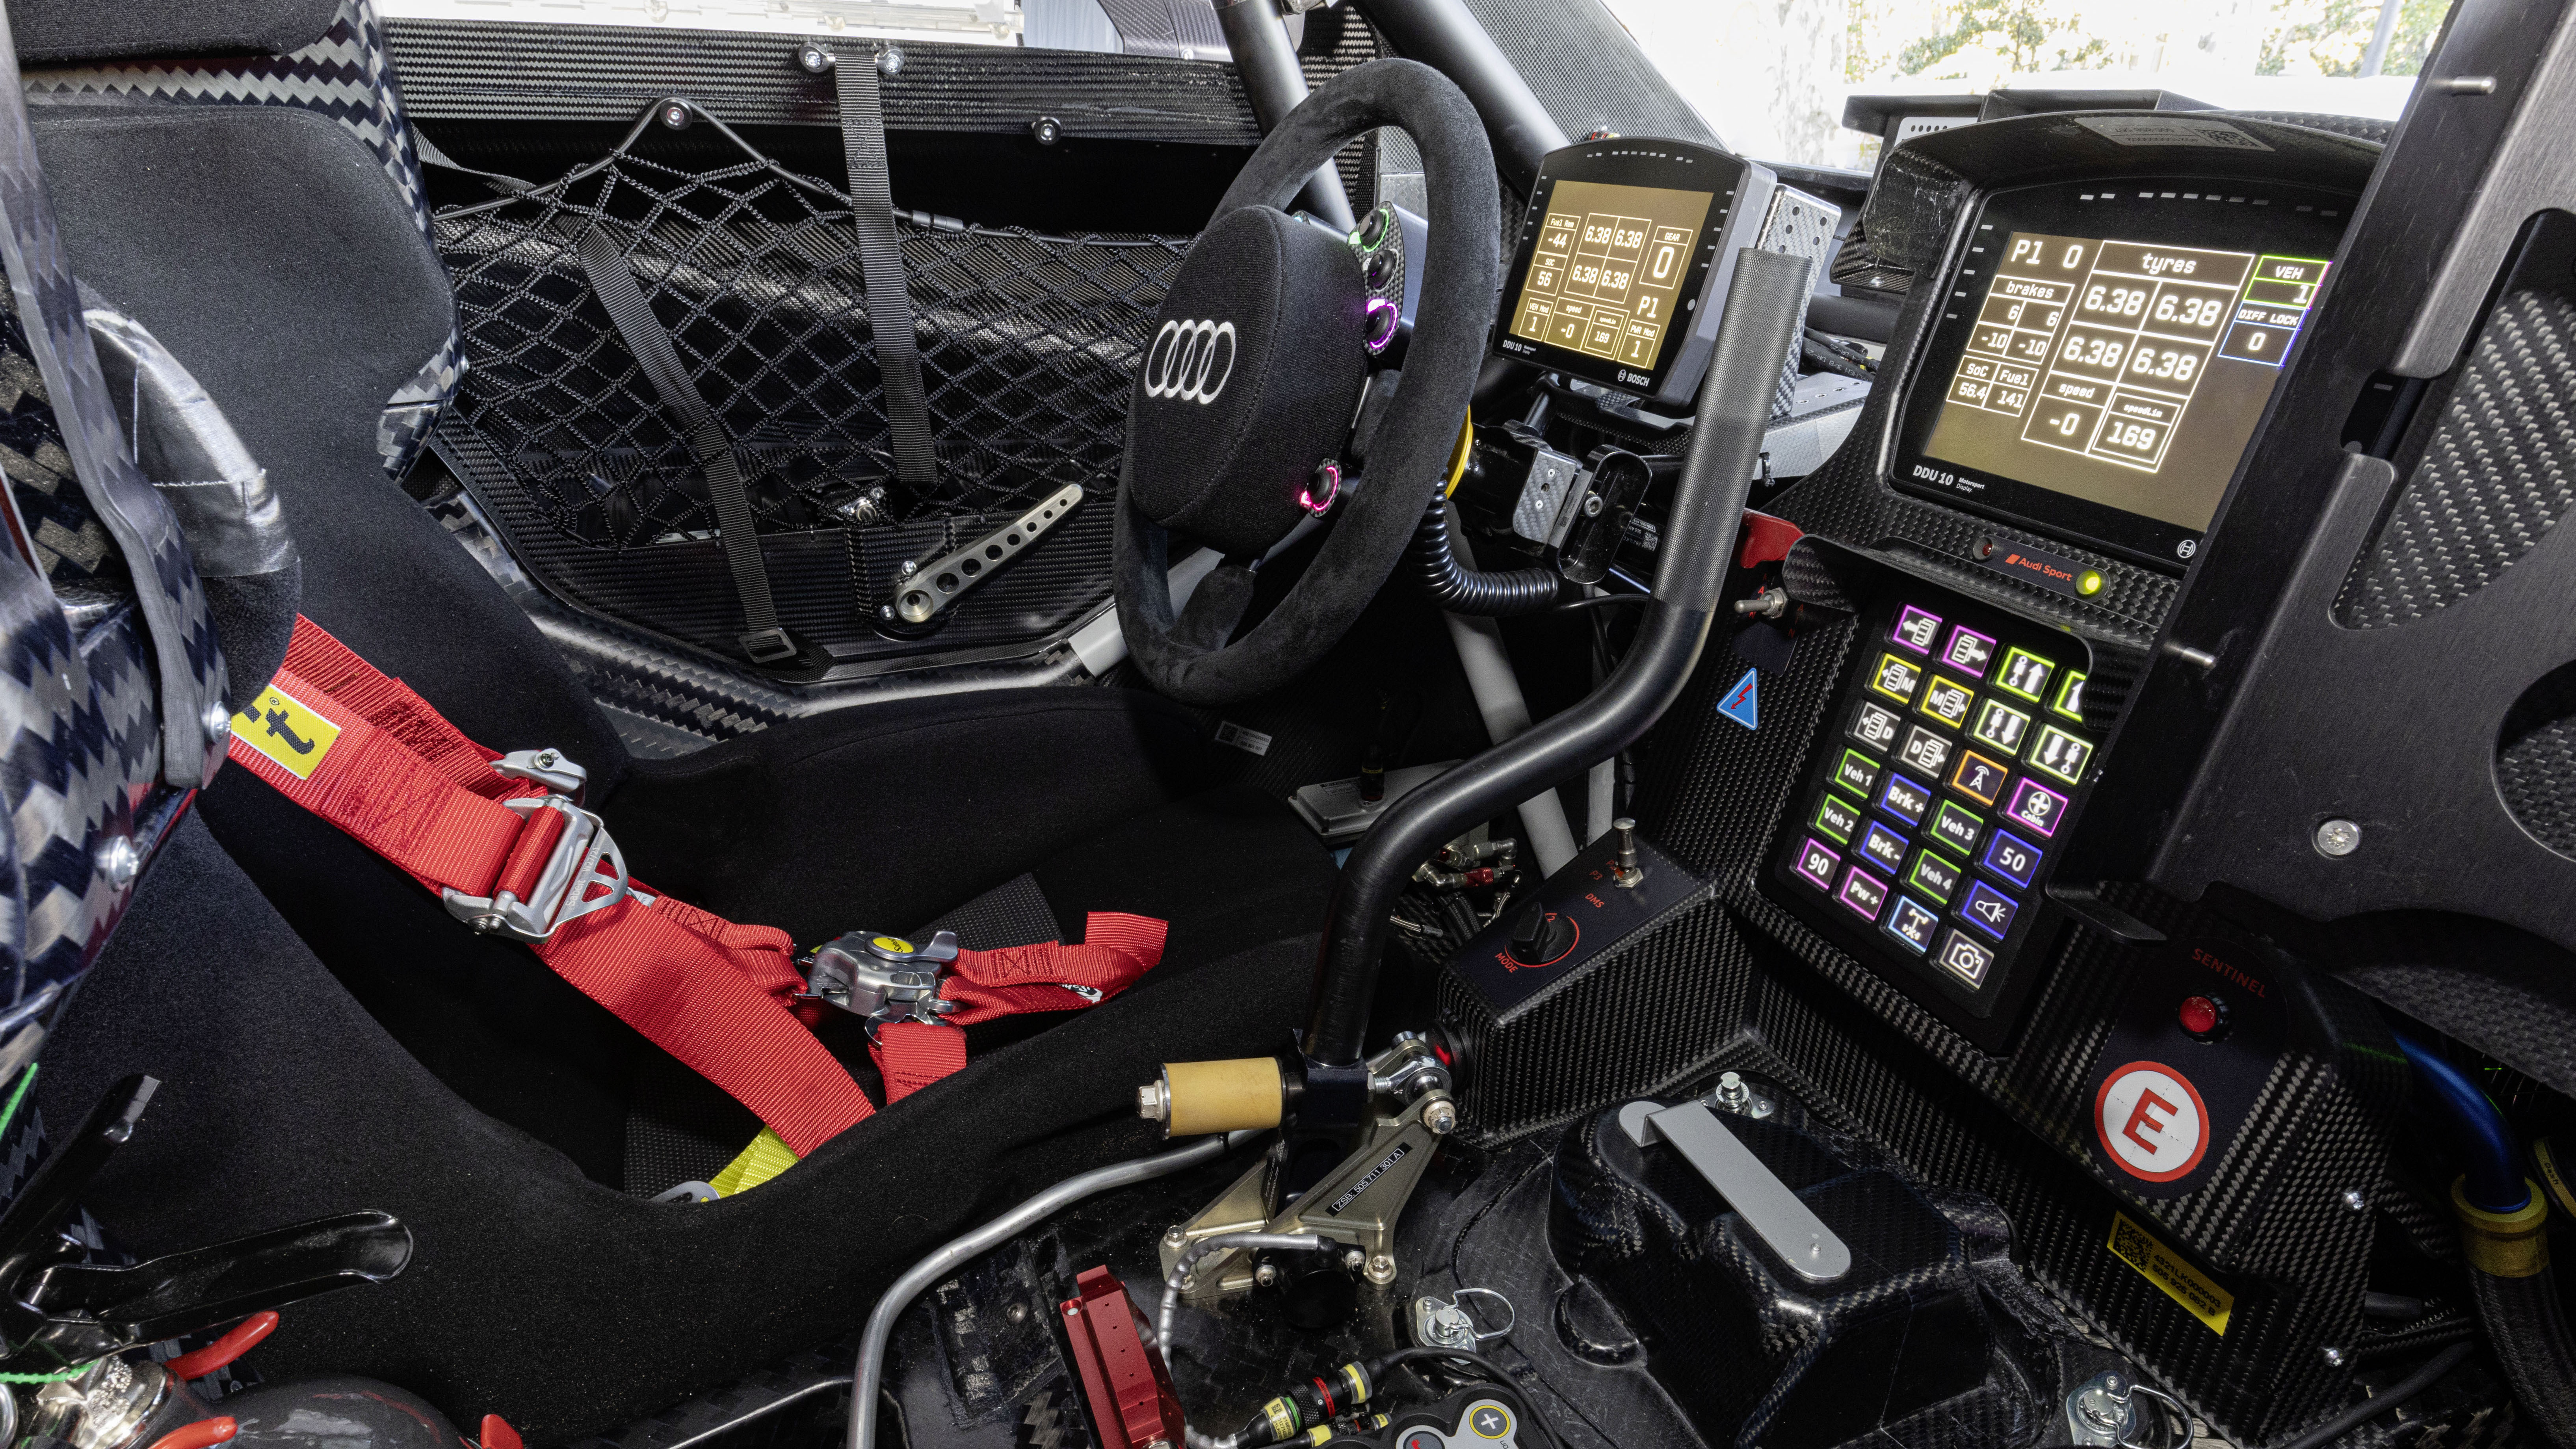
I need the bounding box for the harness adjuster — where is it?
[800,929,961,1037]
[442,752,637,943]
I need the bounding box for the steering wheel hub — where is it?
[1127,205,1371,559]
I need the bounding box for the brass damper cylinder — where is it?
[1139,1058,1284,1137]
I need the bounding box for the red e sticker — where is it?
[2094,1061,2211,1183]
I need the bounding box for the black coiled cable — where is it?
[1409,491,1561,616]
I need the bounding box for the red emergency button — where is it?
[2178,995,2228,1042]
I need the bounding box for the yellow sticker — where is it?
[872,935,913,954]
[230,684,342,780]
[2108,1210,2233,1336]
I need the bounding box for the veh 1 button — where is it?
[1834,749,1882,797]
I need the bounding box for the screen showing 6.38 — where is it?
[1921,231,2329,532]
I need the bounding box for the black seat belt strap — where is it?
[574,225,798,665]
[833,51,939,491]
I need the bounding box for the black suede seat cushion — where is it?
[9,0,337,64]
[30,102,628,784]
[41,816,1318,1443]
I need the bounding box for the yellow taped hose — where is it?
[2454,1174,2551,1278]
[1159,1058,1284,1136]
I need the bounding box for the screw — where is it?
[2323,1345,2347,1367]
[1343,1248,1367,1273]
[876,45,905,76]
[535,749,559,767]
[2438,74,2496,93]
[1165,1227,1188,1245]
[1007,1303,1027,1324]
[2342,1188,2368,1212]
[1714,1071,1750,1106]
[897,559,919,579]
[2315,819,2362,858]
[1366,1254,1397,1285]
[659,100,691,129]
[1065,1303,1080,1318]
[204,702,232,741]
[1254,1262,1279,1287]
[1424,1099,1458,1136]
[1030,115,1063,146]
[1582,493,1604,517]
[799,43,832,72]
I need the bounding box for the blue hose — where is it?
[2392,1029,2530,1212]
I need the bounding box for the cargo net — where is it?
[432,121,1191,550]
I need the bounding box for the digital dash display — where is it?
[1891,179,2354,567]
[1505,179,1715,376]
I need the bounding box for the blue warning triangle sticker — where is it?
[1717,667,1760,731]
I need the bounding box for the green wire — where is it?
[0,1065,86,1385]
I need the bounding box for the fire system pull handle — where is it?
[1618,1099,1853,1282]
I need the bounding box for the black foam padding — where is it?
[45,812,1324,1443]
[25,104,621,782]
[8,0,335,64]
[1125,206,1368,557]
[1115,59,1498,706]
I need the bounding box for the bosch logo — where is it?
[1143,319,1237,405]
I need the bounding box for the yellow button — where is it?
[872,935,913,954]
[2077,569,2106,597]
[1467,1403,1513,1439]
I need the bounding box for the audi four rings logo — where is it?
[1144,319,1237,404]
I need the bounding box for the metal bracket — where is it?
[1160,1037,1452,1299]
[493,747,589,803]
[1617,1099,1851,1282]
[882,483,1084,627]
[440,794,637,943]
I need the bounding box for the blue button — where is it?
[1877,771,1933,826]
[1860,821,1909,874]
[1960,880,2019,940]
[1882,895,1940,954]
[1981,828,2041,888]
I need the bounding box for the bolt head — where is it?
[1007,1303,1028,1324]
[1254,1262,1280,1287]
[876,46,904,76]
[660,101,690,128]
[2323,1345,2347,1367]
[1365,1254,1397,1285]
[1424,1099,1458,1135]
[1165,1226,1187,1244]
[1343,1248,1366,1273]
[1030,115,1063,145]
[799,43,831,72]
[2315,818,2362,857]
[204,702,232,741]
[2342,1188,2368,1212]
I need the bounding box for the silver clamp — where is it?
[801,930,962,1037]
[1411,1287,1514,1350]
[442,749,636,943]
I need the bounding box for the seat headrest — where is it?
[7,0,338,66]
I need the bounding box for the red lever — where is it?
[165,1313,279,1381]
[145,1419,238,1449]
[479,1416,524,1449]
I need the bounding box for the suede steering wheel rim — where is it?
[1112,58,1500,707]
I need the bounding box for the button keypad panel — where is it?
[1771,589,2101,1022]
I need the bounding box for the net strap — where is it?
[574,223,799,665]
[835,51,940,492]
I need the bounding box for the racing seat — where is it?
[16,2,1337,1436]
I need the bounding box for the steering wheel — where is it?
[1112,59,1499,706]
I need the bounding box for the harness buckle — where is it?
[800,929,961,1037]
[442,755,637,942]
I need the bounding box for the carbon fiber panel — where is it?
[1448,0,1714,147]
[384,18,1263,144]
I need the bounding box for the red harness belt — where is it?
[226,617,1163,1157]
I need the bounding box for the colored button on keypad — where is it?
[1994,646,2054,702]
[1834,749,1882,797]
[1860,821,1909,874]
[1793,837,1840,892]
[1837,864,1891,922]
[1981,828,2042,888]
[1959,879,2019,941]
[2004,777,2070,837]
[1898,724,1955,778]
[2050,670,2087,722]
[1892,605,1942,654]
[1907,848,1964,905]
[1927,801,1985,856]
[1948,749,2010,808]
[1935,928,1995,986]
[1918,674,1976,728]
[1883,895,1940,955]
[1877,771,1934,827]
[1812,793,1862,845]
[1971,698,2031,754]
[2027,724,2093,786]
[1851,700,1903,753]
[1869,652,1925,704]
[1940,626,1996,678]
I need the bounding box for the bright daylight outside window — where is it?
[1600,0,2448,167]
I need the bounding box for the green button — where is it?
[1812,793,1863,845]
[1908,849,1965,905]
